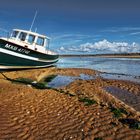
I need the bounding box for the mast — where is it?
[29,11,37,31]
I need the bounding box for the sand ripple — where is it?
[0,68,140,139]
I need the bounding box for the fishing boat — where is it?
[0,29,59,69]
[0,12,59,70]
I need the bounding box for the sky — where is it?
[0,0,140,54]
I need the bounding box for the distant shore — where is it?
[60,53,140,58]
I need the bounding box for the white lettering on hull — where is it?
[0,48,58,63]
[5,44,30,54]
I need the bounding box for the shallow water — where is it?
[104,86,140,111]
[47,74,94,88]
[57,57,140,83]
[58,57,140,76]
[100,73,140,83]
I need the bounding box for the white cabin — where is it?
[7,29,54,54]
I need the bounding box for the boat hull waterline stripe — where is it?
[0,63,55,69]
[0,48,58,63]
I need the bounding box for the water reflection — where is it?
[58,57,140,76]
[46,74,94,88]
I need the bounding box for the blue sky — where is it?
[0,0,140,54]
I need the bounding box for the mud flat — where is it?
[0,67,140,140]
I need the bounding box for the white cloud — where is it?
[60,46,65,50]
[59,39,140,54]
[53,34,92,40]
[101,27,140,33]
[130,32,140,35]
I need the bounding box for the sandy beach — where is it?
[0,67,140,139]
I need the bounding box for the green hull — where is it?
[0,39,59,69]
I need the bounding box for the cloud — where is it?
[129,32,140,35]
[58,39,140,54]
[101,27,140,33]
[52,34,93,41]
[51,33,102,49]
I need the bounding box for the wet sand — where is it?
[0,67,140,140]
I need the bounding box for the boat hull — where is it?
[0,39,59,69]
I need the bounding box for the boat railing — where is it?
[46,49,57,55]
[0,28,10,39]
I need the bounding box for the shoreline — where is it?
[0,67,140,139]
[60,53,140,58]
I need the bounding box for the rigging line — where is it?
[30,11,38,31]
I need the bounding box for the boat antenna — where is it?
[35,27,37,33]
[29,11,38,31]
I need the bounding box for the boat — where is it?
[0,28,59,69]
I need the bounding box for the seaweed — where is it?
[110,106,123,118]
[2,74,49,89]
[43,75,57,83]
[109,105,128,118]
[94,137,103,140]
[10,77,49,89]
[110,122,117,126]
[32,82,49,89]
[119,118,140,130]
[14,78,34,84]
[79,97,97,106]
[119,108,128,115]
[65,91,75,96]
[56,89,75,97]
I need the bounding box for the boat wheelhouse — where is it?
[0,29,59,69]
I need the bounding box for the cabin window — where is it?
[36,37,44,46]
[12,31,19,38]
[45,39,50,48]
[19,32,27,41]
[28,34,35,44]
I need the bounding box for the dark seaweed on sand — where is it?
[79,97,97,106]
[119,118,140,130]
[43,75,57,83]
[109,106,128,118]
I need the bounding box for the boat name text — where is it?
[5,44,30,54]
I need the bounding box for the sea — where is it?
[57,56,140,83]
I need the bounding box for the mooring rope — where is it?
[0,72,11,80]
